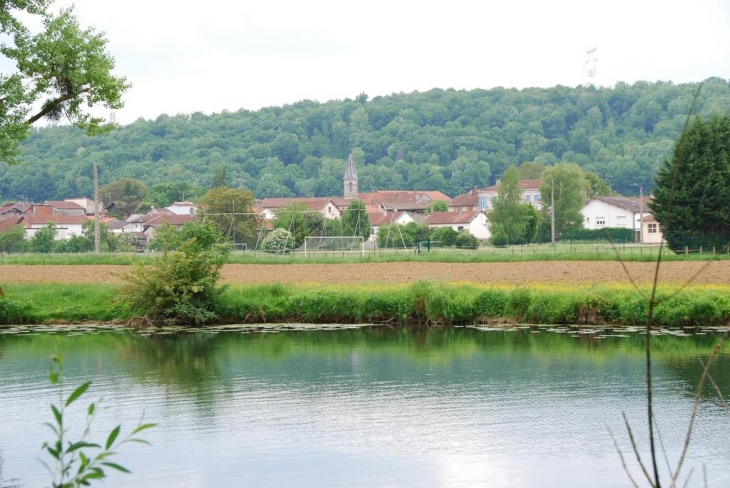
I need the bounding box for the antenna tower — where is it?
[584,45,599,84]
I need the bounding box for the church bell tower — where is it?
[343,150,359,199]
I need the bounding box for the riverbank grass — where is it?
[1,282,729,328]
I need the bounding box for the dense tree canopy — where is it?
[2,79,729,203]
[0,1,129,164]
[650,114,730,251]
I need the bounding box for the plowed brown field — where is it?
[1,261,729,286]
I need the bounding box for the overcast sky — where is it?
[49,0,730,125]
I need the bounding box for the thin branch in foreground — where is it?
[697,356,729,412]
[608,424,640,488]
[669,336,727,487]
[623,412,657,488]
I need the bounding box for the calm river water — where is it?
[0,325,728,487]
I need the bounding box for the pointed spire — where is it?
[343,150,358,181]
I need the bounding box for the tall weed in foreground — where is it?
[42,355,154,487]
[609,84,729,488]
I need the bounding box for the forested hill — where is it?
[3,78,729,203]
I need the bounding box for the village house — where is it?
[478,179,542,211]
[449,187,480,212]
[580,196,650,241]
[367,210,421,242]
[424,210,490,240]
[15,201,89,240]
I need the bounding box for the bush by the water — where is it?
[120,236,229,325]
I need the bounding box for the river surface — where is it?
[0,325,728,488]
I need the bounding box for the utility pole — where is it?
[639,185,644,244]
[93,162,100,253]
[550,179,555,244]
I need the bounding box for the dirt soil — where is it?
[1,261,729,286]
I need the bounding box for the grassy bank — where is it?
[2,282,729,328]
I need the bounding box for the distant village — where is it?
[0,153,662,251]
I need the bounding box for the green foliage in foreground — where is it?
[43,354,154,487]
[3,282,729,328]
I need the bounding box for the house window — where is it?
[616,215,626,228]
[457,226,464,231]
[525,195,531,202]
[478,196,488,210]
[648,223,658,234]
[534,194,540,201]
[596,217,606,226]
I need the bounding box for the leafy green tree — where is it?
[488,166,534,244]
[0,4,129,164]
[425,200,449,214]
[178,220,226,251]
[584,171,611,197]
[538,163,587,241]
[211,164,229,188]
[517,161,546,179]
[115,232,138,252]
[0,224,27,252]
[650,115,730,252]
[101,178,148,218]
[198,187,258,246]
[430,226,458,246]
[455,230,479,249]
[30,221,56,252]
[147,222,181,252]
[81,220,113,251]
[341,199,370,240]
[272,203,322,248]
[57,234,87,253]
[143,182,205,209]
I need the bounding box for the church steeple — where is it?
[343,150,359,199]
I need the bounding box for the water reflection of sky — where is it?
[0,327,728,487]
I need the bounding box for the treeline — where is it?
[2,78,729,203]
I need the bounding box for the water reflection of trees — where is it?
[1,327,727,406]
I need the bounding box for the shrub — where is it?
[490,228,509,247]
[455,230,479,249]
[120,238,229,325]
[261,228,296,253]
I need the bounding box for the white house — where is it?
[18,214,88,240]
[368,210,420,243]
[478,179,542,211]
[424,210,490,240]
[581,197,649,241]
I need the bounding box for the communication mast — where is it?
[109,110,117,123]
[584,45,599,84]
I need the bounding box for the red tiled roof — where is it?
[44,200,86,210]
[483,179,541,192]
[19,215,90,226]
[368,211,408,227]
[450,191,479,207]
[424,210,483,225]
[141,213,196,227]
